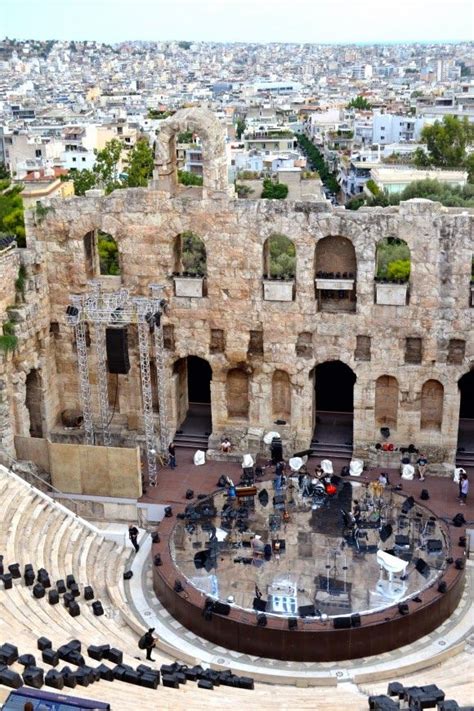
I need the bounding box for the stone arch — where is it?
[420,379,444,431]
[154,107,229,196]
[173,231,207,276]
[226,368,249,419]
[272,370,291,421]
[375,375,398,429]
[83,229,120,277]
[315,236,357,312]
[263,234,296,280]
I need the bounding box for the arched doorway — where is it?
[312,361,356,446]
[173,356,212,439]
[457,370,474,452]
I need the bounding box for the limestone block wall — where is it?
[20,188,474,469]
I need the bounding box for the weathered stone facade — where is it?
[1,109,474,472]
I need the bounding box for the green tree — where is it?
[386,259,411,282]
[93,138,123,193]
[296,134,340,196]
[267,234,296,279]
[181,231,206,276]
[69,169,97,196]
[347,96,372,110]
[125,138,154,187]
[97,232,120,275]
[178,41,192,50]
[261,178,288,199]
[415,115,474,169]
[235,118,246,140]
[0,184,25,247]
[178,170,203,186]
[177,130,193,143]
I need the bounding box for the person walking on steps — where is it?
[168,442,176,469]
[459,472,469,505]
[129,523,139,553]
[139,627,157,661]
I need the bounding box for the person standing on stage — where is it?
[128,523,140,553]
[459,472,469,505]
[168,442,176,469]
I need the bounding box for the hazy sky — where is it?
[3,0,473,44]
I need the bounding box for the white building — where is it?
[372,114,426,145]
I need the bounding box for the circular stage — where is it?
[153,476,465,661]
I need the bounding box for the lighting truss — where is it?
[66,283,169,486]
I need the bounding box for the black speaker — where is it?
[333,616,351,629]
[68,601,80,617]
[212,601,231,616]
[2,573,12,589]
[33,583,45,599]
[24,569,35,586]
[123,570,133,580]
[288,617,298,630]
[298,604,315,618]
[162,674,179,688]
[45,669,64,690]
[351,613,361,628]
[18,654,36,668]
[165,506,173,518]
[151,532,160,544]
[96,663,114,681]
[105,648,123,665]
[66,574,76,589]
[173,579,184,593]
[48,589,59,605]
[8,563,21,579]
[0,668,22,689]
[398,602,409,615]
[42,648,59,667]
[84,585,94,601]
[70,583,80,598]
[23,666,44,689]
[380,524,393,542]
[253,597,267,612]
[37,637,52,651]
[92,600,104,616]
[420,489,430,500]
[271,438,283,464]
[452,513,465,527]
[106,327,130,374]
[438,581,448,593]
[61,667,78,689]
[0,643,18,665]
[154,554,162,566]
[256,613,267,627]
[455,557,465,570]
[415,558,430,576]
[197,678,214,690]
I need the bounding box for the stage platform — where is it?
[151,465,468,662]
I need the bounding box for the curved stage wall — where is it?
[152,484,466,662]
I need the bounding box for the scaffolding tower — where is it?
[66,283,169,486]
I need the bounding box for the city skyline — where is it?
[3,0,473,44]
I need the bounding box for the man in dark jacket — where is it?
[140,628,157,661]
[129,524,139,553]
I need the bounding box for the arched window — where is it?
[315,236,356,312]
[174,232,207,277]
[272,370,291,421]
[375,237,410,305]
[420,380,444,431]
[375,375,398,429]
[263,234,296,280]
[226,368,249,419]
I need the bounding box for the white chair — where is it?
[453,467,465,484]
[401,463,414,481]
[242,453,254,469]
[194,450,206,466]
[321,459,334,475]
[349,459,364,477]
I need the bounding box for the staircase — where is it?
[455,449,474,468]
[309,439,353,469]
[173,432,210,450]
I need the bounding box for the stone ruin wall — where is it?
[6,187,471,472]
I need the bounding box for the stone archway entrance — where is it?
[173,356,212,440]
[457,370,474,453]
[312,361,355,447]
